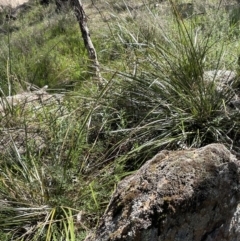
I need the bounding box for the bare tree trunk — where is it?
[70,0,103,84]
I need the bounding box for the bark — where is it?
[70,0,103,84]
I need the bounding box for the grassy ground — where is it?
[0,0,240,240]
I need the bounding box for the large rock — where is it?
[0,88,64,157]
[86,144,240,241]
[204,70,240,110]
[0,86,63,114]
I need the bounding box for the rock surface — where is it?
[0,87,63,114]
[0,88,64,157]
[203,70,240,110]
[86,144,240,241]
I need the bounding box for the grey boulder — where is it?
[86,144,240,241]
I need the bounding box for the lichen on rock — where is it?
[86,144,240,241]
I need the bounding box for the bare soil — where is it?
[0,0,29,8]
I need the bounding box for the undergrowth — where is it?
[0,0,240,240]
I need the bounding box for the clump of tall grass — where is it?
[93,0,240,169]
[0,99,86,240]
[0,79,121,240]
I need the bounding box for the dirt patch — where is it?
[0,0,29,8]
